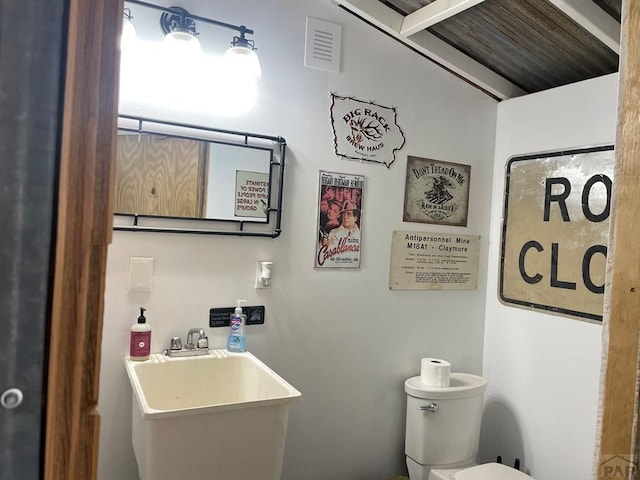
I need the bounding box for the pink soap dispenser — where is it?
[129,307,151,361]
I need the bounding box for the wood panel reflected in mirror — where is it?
[116,134,206,218]
[113,115,286,237]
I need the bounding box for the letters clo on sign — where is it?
[518,174,611,294]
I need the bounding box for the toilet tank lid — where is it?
[455,463,534,480]
[405,373,487,399]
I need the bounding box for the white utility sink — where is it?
[125,350,301,480]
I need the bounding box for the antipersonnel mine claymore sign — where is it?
[403,156,471,226]
[500,146,614,322]
[389,231,480,290]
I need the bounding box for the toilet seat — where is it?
[454,462,534,479]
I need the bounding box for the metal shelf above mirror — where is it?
[113,115,286,237]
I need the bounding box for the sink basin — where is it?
[125,349,301,418]
[125,350,301,480]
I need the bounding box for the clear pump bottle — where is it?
[227,299,247,352]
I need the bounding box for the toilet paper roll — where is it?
[420,358,451,387]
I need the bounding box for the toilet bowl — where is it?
[404,373,535,480]
[429,462,534,479]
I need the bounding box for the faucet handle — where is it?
[197,336,209,349]
[170,336,182,350]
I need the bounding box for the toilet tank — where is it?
[405,373,487,468]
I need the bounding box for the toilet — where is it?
[404,373,534,480]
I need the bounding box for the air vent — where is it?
[305,17,342,72]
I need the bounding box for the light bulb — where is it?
[163,30,202,59]
[121,15,137,50]
[223,45,262,81]
[161,30,202,97]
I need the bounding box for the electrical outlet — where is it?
[209,305,265,327]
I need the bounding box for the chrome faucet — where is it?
[185,328,207,349]
[163,328,209,357]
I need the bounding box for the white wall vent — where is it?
[304,17,342,72]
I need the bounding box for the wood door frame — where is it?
[44,0,122,478]
[596,1,640,479]
[40,0,640,479]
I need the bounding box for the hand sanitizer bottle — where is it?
[227,299,247,352]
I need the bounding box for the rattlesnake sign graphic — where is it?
[403,156,471,226]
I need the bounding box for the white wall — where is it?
[98,0,497,479]
[481,73,619,479]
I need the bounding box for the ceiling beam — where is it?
[400,0,487,36]
[546,0,621,53]
[334,0,525,100]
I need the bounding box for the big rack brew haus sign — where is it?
[499,146,614,322]
[329,93,405,168]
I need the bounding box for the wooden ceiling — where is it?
[335,0,622,100]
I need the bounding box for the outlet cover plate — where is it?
[128,257,153,292]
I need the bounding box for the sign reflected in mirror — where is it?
[114,115,286,237]
[234,170,269,218]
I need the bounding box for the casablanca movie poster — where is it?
[315,171,364,269]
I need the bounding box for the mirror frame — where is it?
[114,115,286,237]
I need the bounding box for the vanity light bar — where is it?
[125,0,255,37]
[123,0,262,82]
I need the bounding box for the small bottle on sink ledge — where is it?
[130,307,152,361]
[227,299,247,352]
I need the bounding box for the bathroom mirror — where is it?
[113,115,286,237]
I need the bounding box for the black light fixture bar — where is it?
[125,0,254,36]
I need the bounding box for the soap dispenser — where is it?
[227,299,247,352]
[130,307,152,361]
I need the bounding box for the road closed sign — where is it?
[499,146,615,322]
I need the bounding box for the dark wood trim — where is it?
[44,0,121,478]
